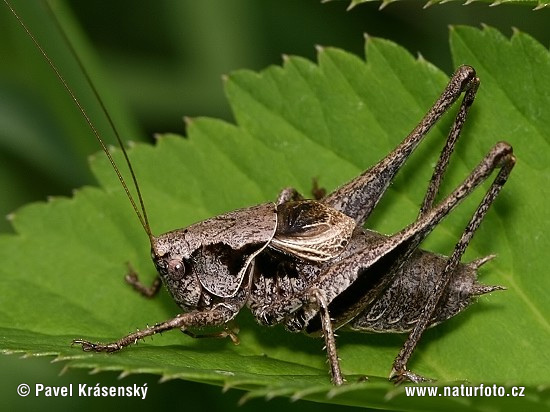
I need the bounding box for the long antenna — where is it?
[4,0,154,242]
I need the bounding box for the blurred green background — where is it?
[1,0,549,410]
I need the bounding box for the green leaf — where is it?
[340,0,549,11]
[1,25,549,410]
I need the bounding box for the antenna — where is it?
[4,0,154,243]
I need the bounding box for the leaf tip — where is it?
[533,2,548,10]
[315,45,326,62]
[363,32,372,46]
[159,374,177,383]
[378,0,394,11]
[345,0,356,11]
[118,370,132,379]
[237,392,252,406]
[58,364,70,376]
[423,0,437,8]
[183,116,194,127]
[480,22,491,31]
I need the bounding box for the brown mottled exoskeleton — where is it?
[6,0,514,386]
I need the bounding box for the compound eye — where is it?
[168,259,186,279]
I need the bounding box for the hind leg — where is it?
[323,65,479,226]
[390,146,515,383]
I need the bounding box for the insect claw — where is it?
[72,339,93,351]
[390,366,432,385]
